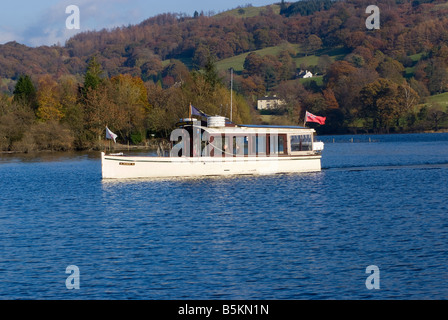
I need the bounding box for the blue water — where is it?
[0,133,447,300]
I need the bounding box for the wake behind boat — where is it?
[101,115,324,179]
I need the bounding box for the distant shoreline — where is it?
[0,144,154,155]
[1,130,447,155]
[319,128,448,136]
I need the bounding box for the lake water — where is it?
[0,133,447,300]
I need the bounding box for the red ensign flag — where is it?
[305,111,326,125]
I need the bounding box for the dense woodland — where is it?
[1,0,448,152]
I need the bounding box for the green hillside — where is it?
[215,44,347,72]
[216,44,300,72]
[426,92,448,107]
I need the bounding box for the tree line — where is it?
[0,57,252,152]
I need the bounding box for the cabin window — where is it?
[250,135,267,155]
[290,134,312,152]
[243,136,249,156]
[233,136,248,156]
[269,134,286,155]
[213,135,233,157]
[279,135,286,154]
[222,136,231,156]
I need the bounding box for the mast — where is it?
[230,68,233,122]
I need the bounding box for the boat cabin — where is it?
[173,117,322,158]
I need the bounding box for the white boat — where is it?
[101,117,324,179]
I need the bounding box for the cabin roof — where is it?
[198,124,315,134]
[177,120,315,133]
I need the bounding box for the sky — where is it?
[0,0,275,47]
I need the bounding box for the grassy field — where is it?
[426,92,448,108]
[409,53,424,62]
[0,78,14,92]
[293,55,320,67]
[405,52,424,78]
[299,75,324,86]
[162,57,194,69]
[162,43,303,72]
[216,44,347,72]
[1,78,12,86]
[405,66,415,78]
[216,44,302,72]
[259,114,298,126]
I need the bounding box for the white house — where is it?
[298,70,313,79]
[257,95,286,110]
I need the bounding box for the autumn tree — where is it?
[277,51,297,81]
[324,61,357,88]
[377,57,405,84]
[243,52,264,77]
[254,29,271,49]
[146,82,194,137]
[83,73,150,145]
[426,103,447,131]
[192,44,211,69]
[140,56,163,82]
[275,79,309,121]
[322,88,339,110]
[36,75,64,121]
[146,83,181,136]
[239,75,266,99]
[0,94,34,151]
[110,74,149,143]
[83,80,117,145]
[60,75,85,149]
[359,78,404,132]
[325,61,379,121]
[302,35,322,56]
[426,58,448,94]
[161,60,190,88]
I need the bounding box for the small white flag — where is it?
[106,127,118,143]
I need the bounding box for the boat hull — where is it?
[101,152,322,179]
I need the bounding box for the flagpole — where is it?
[105,126,108,153]
[230,68,233,122]
[107,126,111,152]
